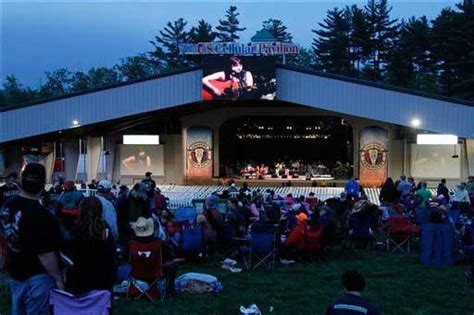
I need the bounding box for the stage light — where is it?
[417,134,458,145]
[123,135,159,145]
[411,118,421,127]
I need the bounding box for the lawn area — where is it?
[0,249,473,314]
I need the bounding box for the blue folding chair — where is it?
[448,209,461,225]
[216,200,229,216]
[248,224,278,270]
[420,223,455,267]
[174,207,196,224]
[181,226,203,256]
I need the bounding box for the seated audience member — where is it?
[116,183,150,244]
[415,181,432,209]
[57,180,84,240]
[437,179,450,203]
[349,201,373,249]
[280,213,309,263]
[154,188,167,213]
[64,196,116,295]
[305,192,320,210]
[249,196,264,221]
[130,217,179,296]
[326,270,380,315]
[227,198,246,237]
[96,180,119,241]
[379,177,399,205]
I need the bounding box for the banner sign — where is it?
[186,127,213,184]
[359,126,388,187]
[179,42,300,56]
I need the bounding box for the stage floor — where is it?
[213,177,347,187]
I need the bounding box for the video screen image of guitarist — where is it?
[202,56,276,101]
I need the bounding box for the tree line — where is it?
[1,1,473,107]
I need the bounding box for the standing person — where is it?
[397,175,412,198]
[326,270,380,315]
[96,180,119,241]
[154,188,167,213]
[2,164,63,315]
[0,172,20,209]
[451,182,471,214]
[437,179,450,203]
[63,196,116,295]
[408,177,416,193]
[415,181,432,209]
[141,171,156,196]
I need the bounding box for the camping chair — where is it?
[420,223,455,266]
[304,224,324,260]
[387,217,420,253]
[174,207,196,224]
[128,239,166,302]
[247,224,278,270]
[180,225,203,257]
[49,289,111,315]
[215,222,239,259]
[191,199,206,215]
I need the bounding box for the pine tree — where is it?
[189,19,217,43]
[347,5,371,73]
[216,6,246,42]
[115,54,158,81]
[431,8,460,97]
[262,18,293,42]
[386,16,436,92]
[452,0,474,99]
[149,18,190,70]
[3,75,37,105]
[312,8,353,75]
[363,0,399,81]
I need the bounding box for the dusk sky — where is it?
[2,0,458,88]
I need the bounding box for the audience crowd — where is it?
[0,164,473,314]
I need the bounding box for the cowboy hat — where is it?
[130,217,154,237]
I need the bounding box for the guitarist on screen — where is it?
[202,56,254,100]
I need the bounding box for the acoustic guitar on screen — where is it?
[202,80,257,101]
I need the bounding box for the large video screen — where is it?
[410,144,461,179]
[120,145,164,176]
[202,56,276,101]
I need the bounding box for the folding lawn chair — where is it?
[128,239,167,302]
[304,224,324,260]
[216,200,229,216]
[49,289,111,315]
[247,224,278,270]
[181,225,203,257]
[174,207,196,224]
[387,217,420,253]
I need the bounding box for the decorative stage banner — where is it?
[202,56,276,101]
[186,127,213,184]
[359,127,388,187]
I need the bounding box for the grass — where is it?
[0,249,473,314]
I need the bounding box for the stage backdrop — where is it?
[119,145,164,176]
[186,127,213,184]
[202,56,276,101]
[359,126,388,187]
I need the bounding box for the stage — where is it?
[212,177,347,187]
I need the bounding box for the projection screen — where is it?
[410,144,461,179]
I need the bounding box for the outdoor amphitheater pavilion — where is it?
[1,55,474,189]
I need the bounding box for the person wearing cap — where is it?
[2,164,63,314]
[0,172,19,209]
[279,212,309,264]
[57,180,84,240]
[326,270,380,315]
[141,171,156,196]
[96,180,118,241]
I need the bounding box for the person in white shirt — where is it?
[451,182,471,215]
[96,180,119,241]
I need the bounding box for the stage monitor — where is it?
[120,145,164,176]
[202,56,276,101]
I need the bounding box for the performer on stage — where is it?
[202,56,254,100]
